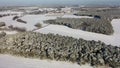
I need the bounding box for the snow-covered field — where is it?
[0,11,23,16]
[0,15,56,31]
[20,15,58,28]
[0,54,93,68]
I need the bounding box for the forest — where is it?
[0,32,119,68]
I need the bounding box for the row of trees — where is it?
[0,32,119,68]
[44,17,114,35]
[0,14,10,18]
[8,25,26,32]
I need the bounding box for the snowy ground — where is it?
[0,10,23,16]
[20,15,58,28]
[0,54,93,68]
[0,15,56,31]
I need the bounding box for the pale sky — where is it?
[0,0,120,6]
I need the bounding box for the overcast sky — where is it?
[0,0,120,6]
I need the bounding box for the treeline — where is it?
[0,14,10,18]
[44,17,114,35]
[75,8,120,20]
[0,32,119,68]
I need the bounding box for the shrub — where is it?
[0,15,2,17]
[13,16,19,20]
[0,22,6,27]
[34,23,42,28]
[8,25,26,32]
[8,25,13,29]
[13,27,26,32]
[0,31,6,38]
[17,19,27,24]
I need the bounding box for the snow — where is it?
[20,15,57,27]
[0,15,58,31]
[19,7,38,10]
[35,19,120,47]
[0,11,23,16]
[0,16,34,30]
[0,54,93,68]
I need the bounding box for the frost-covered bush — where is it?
[13,27,26,32]
[0,22,6,27]
[13,16,19,20]
[34,23,42,28]
[8,25,13,29]
[8,25,26,32]
[0,31,6,38]
[17,19,27,24]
